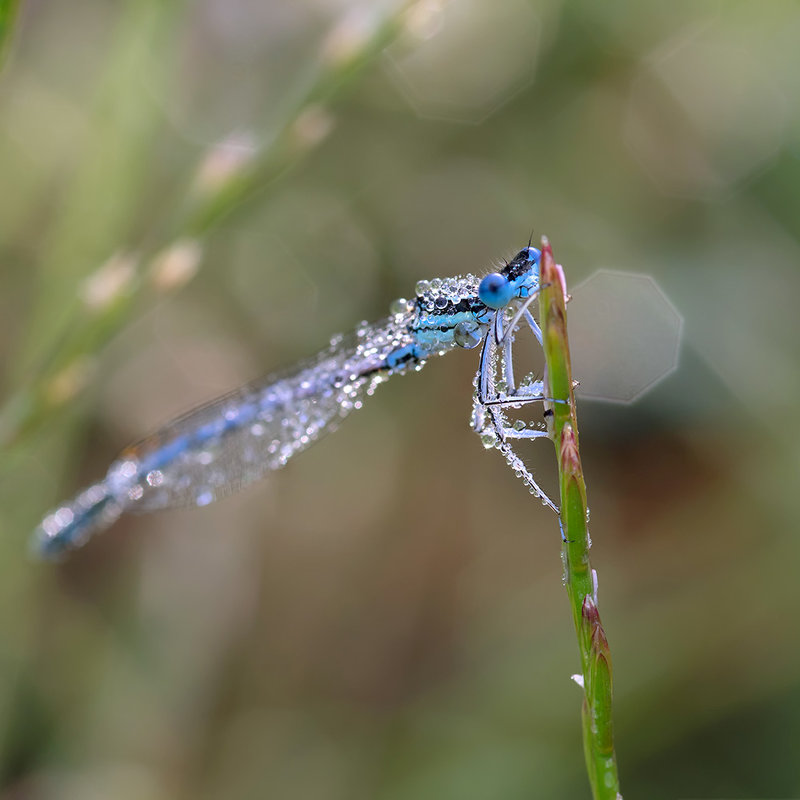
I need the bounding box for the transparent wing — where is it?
[34,314,416,557]
[111,314,415,511]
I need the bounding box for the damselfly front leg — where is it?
[471,320,558,513]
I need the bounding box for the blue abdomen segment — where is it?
[34,483,123,559]
[384,322,466,370]
[136,400,260,475]
[385,343,421,370]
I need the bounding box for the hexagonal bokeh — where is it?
[385,0,540,124]
[566,270,683,403]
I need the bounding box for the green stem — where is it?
[0,0,20,71]
[539,237,622,800]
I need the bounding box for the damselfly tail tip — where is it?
[31,483,123,560]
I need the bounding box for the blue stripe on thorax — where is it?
[413,310,475,333]
[386,307,485,369]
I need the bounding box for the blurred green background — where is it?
[2,1,800,797]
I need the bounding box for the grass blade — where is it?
[0,0,20,70]
[539,237,622,800]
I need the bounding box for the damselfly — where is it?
[34,245,557,558]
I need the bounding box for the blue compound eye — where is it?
[478,272,513,309]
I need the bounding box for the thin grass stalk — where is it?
[0,0,19,70]
[539,237,622,800]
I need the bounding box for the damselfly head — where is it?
[477,247,541,311]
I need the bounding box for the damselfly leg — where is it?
[471,299,559,513]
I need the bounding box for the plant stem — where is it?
[0,0,20,70]
[539,237,622,800]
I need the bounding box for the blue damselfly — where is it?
[34,246,556,558]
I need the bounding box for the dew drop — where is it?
[390,297,410,315]
[146,470,164,487]
[453,320,482,349]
